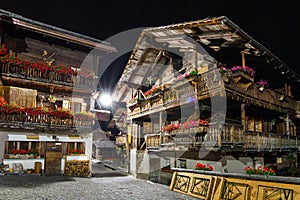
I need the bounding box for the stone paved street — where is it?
[0,175,198,200]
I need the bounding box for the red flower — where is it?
[244,165,276,176]
[12,149,20,155]
[195,163,213,171]
[0,44,97,80]
[75,112,94,121]
[162,123,179,133]
[0,44,8,56]
[68,149,84,155]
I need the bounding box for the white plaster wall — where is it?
[2,132,93,175]
[84,133,93,175]
[0,133,8,163]
[239,156,253,170]
[170,157,176,169]
[227,160,246,174]
[130,149,137,177]
[137,152,150,174]
[4,159,45,171]
[254,157,264,168]
[160,156,171,169]
[187,159,222,172]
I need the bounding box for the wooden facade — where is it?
[112,16,300,181]
[0,10,116,176]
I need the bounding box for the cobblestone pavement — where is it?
[0,175,198,200]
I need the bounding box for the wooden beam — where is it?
[11,18,116,52]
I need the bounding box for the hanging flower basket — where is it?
[257,79,269,92]
[230,66,255,83]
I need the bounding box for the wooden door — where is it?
[45,142,62,175]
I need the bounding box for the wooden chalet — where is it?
[0,9,116,176]
[112,16,300,181]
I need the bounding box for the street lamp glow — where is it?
[98,93,112,106]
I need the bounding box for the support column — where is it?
[159,111,163,146]
[241,51,246,66]
[194,49,198,69]
[286,113,290,139]
[241,103,246,132]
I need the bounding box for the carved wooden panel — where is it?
[257,185,293,200]
[220,180,250,200]
[174,174,191,193]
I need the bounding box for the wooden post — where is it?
[159,111,163,147]
[286,113,290,137]
[241,103,246,132]
[194,48,198,69]
[241,51,245,66]
[17,141,20,150]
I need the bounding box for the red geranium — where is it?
[0,44,8,56]
[0,44,97,80]
[244,165,276,176]
[161,123,180,133]
[195,163,213,171]
[75,112,94,121]
[68,149,84,154]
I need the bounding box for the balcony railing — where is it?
[146,123,298,152]
[0,112,93,132]
[244,132,298,151]
[1,62,98,89]
[128,68,297,118]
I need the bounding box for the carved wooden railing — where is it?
[244,132,298,151]
[0,112,93,131]
[1,62,98,89]
[146,123,298,152]
[205,124,297,151]
[128,68,297,118]
[203,124,244,148]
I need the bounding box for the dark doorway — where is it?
[45,142,62,175]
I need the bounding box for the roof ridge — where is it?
[0,9,112,46]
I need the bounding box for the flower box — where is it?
[232,71,254,83]
[195,163,213,171]
[145,91,163,100]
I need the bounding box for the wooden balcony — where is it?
[244,132,298,152]
[0,112,93,133]
[197,69,297,113]
[145,124,298,153]
[0,63,98,93]
[128,68,297,119]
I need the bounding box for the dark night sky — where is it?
[1,1,300,91]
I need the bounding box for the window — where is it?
[66,142,85,154]
[5,141,40,158]
[70,102,81,113]
[20,142,28,150]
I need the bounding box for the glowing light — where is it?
[98,93,112,106]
